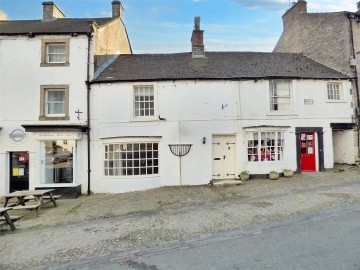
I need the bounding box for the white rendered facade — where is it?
[90,79,354,193]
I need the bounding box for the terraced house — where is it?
[88,19,354,193]
[0,1,131,196]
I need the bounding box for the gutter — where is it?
[86,33,92,195]
[90,76,351,85]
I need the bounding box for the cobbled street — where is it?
[1,165,360,269]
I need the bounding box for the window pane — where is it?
[39,140,74,184]
[47,44,66,63]
[104,142,159,176]
[133,86,155,117]
[46,90,65,115]
[270,81,291,111]
[247,132,284,162]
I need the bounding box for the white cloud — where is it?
[307,0,356,12]
[231,0,357,12]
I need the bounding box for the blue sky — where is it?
[0,0,357,53]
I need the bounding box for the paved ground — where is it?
[1,164,360,269]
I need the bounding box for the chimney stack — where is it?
[42,2,65,21]
[112,1,124,18]
[0,10,8,21]
[357,1,360,12]
[191,16,205,58]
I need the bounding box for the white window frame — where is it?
[103,139,160,177]
[131,85,158,121]
[269,80,292,112]
[45,89,65,117]
[246,131,284,163]
[46,43,66,64]
[41,38,70,67]
[327,82,342,101]
[39,84,69,120]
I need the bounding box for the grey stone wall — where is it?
[275,10,352,77]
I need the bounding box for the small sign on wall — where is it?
[304,99,314,105]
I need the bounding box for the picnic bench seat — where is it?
[0,215,22,222]
[11,204,41,218]
[24,195,62,201]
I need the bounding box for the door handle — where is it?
[214,158,221,160]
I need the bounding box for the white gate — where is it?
[212,135,236,179]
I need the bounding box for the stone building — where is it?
[274,0,360,162]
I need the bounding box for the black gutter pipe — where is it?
[86,33,92,195]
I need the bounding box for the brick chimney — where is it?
[112,1,124,18]
[0,10,8,21]
[191,16,205,58]
[282,0,307,30]
[42,2,65,21]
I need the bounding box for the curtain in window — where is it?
[47,44,65,63]
[47,91,65,115]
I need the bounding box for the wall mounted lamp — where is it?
[202,136,206,144]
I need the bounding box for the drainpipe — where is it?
[86,33,92,195]
[348,15,360,157]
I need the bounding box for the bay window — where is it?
[247,131,284,162]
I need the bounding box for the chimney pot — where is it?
[42,1,65,21]
[112,0,124,18]
[191,16,205,58]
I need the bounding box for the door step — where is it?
[209,179,243,187]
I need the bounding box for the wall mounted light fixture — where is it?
[202,136,206,144]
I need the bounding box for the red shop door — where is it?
[300,132,316,172]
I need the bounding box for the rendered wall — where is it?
[90,79,353,193]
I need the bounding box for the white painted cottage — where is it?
[88,20,355,193]
[0,1,131,196]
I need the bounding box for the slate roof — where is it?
[0,18,114,35]
[93,52,350,82]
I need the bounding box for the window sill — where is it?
[39,116,70,121]
[103,174,160,179]
[326,100,347,104]
[267,111,297,116]
[130,117,159,122]
[40,63,70,67]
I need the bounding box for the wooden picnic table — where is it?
[0,207,17,231]
[3,189,58,208]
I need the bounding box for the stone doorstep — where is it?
[210,179,243,186]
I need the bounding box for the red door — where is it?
[300,132,316,171]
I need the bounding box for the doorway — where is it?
[212,135,236,179]
[9,152,29,192]
[300,132,316,172]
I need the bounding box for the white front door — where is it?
[212,135,236,179]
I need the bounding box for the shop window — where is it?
[104,142,159,176]
[247,131,284,162]
[39,140,74,184]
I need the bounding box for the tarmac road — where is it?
[114,204,360,270]
[1,165,360,269]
